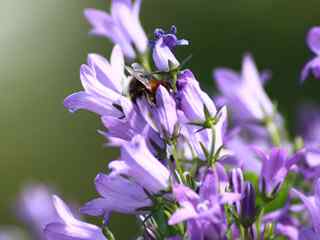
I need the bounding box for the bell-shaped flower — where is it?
[64,45,132,118]
[152,26,189,72]
[214,54,273,121]
[84,0,148,59]
[301,27,320,82]
[292,178,320,239]
[169,167,240,240]
[256,148,304,197]
[110,135,170,194]
[80,173,152,217]
[44,196,106,240]
[177,70,217,123]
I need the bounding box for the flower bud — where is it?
[240,182,257,227]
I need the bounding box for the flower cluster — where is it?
[9,1,320,240]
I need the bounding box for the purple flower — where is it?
[301,27,320,82]
[169,167,240,240]
[64,45,132,118]
[80,173,152,217]
[18,185,60,240]
[152,26,189,72]
[256,148,304,196]
[44,195,106,240]
[296,104,320,178]
[213,54,273,121]
[110,134,170,193]
[292,179,320,239]
[152,85,178,139]
[84,0,148,59]
[177,70,217,123]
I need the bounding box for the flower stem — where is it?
[264,117,281,146]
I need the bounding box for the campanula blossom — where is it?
[177,70,217,123]
[214,54,273,121]
[301,27,320,82]
[152,26,189,72]
[256,148,304,197]
[64,45,132,118]
[84,0,148,59]
[44,196,107,240]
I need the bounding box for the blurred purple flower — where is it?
[84,0,148,59]
[44,195,106,240]
[263,202,301,240]
[18,185,60,240]
[292,178,320,239]
[255,148,304,196]
[296,104,320,179]
[301,27,320,82]
[64,45,132,118]
[213,54,273,121]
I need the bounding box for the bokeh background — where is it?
[1,0,320,239]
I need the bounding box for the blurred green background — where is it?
[1,0,320,239]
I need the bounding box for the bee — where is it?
[126,63,170,103]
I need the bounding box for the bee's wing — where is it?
[131,63,145,73]
[125,66,150,89]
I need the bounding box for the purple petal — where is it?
[298,228,320,240]
[291,188,320,233]
[121,135,170,193]
[111,0,148,53]
[168,201,198,225]
[84,8,113,37]
[301,57,320,82]
[307,27,320,55]
[63,92,121,117]
[173,184,199,205]
[153,86,178,138]
[153,37,179,72]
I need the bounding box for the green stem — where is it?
[265,118,281,147]
[103,226,116,240]
[171,144,185,184]
[244,227,253,240]
[138,52,151,72]
[171,71,178,92]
